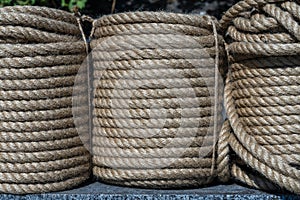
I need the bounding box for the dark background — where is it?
[0,0,239,19]
[83,0,238,19]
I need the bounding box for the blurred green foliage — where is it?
[0,0,87,11]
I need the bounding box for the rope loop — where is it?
[223,0,300,194]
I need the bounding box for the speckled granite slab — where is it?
[0,182,298,200]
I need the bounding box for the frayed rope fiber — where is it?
[218,0,300,194]
[91,12,227,188]
[0,6,90,194]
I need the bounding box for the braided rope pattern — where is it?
[91,12,225,188]
[220,0,300,194]
[0,6,90,194]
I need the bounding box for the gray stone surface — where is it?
[0,182,298,200]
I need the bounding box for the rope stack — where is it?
[0,6,90,194]
[219,0,300,194]
[91,12,226,188]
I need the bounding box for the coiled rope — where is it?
[218,0,300,194]
[0,6,90,194]
[91,12,226,188]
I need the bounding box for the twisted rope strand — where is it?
[0,164,90,184]
[94,157,212,169]
[1,6,78,24]
[0,155,90,173]
[93,126,215,138]
[94,12,216,29]
[0,12,80,35]
[93,135,214,148]
[0,26,80,43]
[94,23,212,38]
[0,128,79,142]
[0,174,89,194]
[0,42,85,58]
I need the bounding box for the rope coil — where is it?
[0,6,90,194]
[91,12,226,188]
[220,0,300,194]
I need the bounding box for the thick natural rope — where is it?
[91,11,225,188]
[1,6,78,23]
[220,0,300,194]
[0,174,90,194]
[0,6,90,194]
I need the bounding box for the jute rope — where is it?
[0,6,90,194]
[91,12,226,188]
[218,0,300,194]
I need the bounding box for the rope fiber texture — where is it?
[91,12,226,188]
[219,0,300,194]
[0,6,90,194]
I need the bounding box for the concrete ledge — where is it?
[1,182,298,199]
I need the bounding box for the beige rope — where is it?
[0,6,90,194]
[0,174,90,194]
[91,11,225,188]
[220,0,300,194]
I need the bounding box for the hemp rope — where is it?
[218,0,300,194]
[91,12,225,188]
[0,6,90,194]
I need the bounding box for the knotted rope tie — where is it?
[220,0,300,194]
[0,6,90,194]
[91,11,226,188]
[208,16,221,180]
[74,9,96,178]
